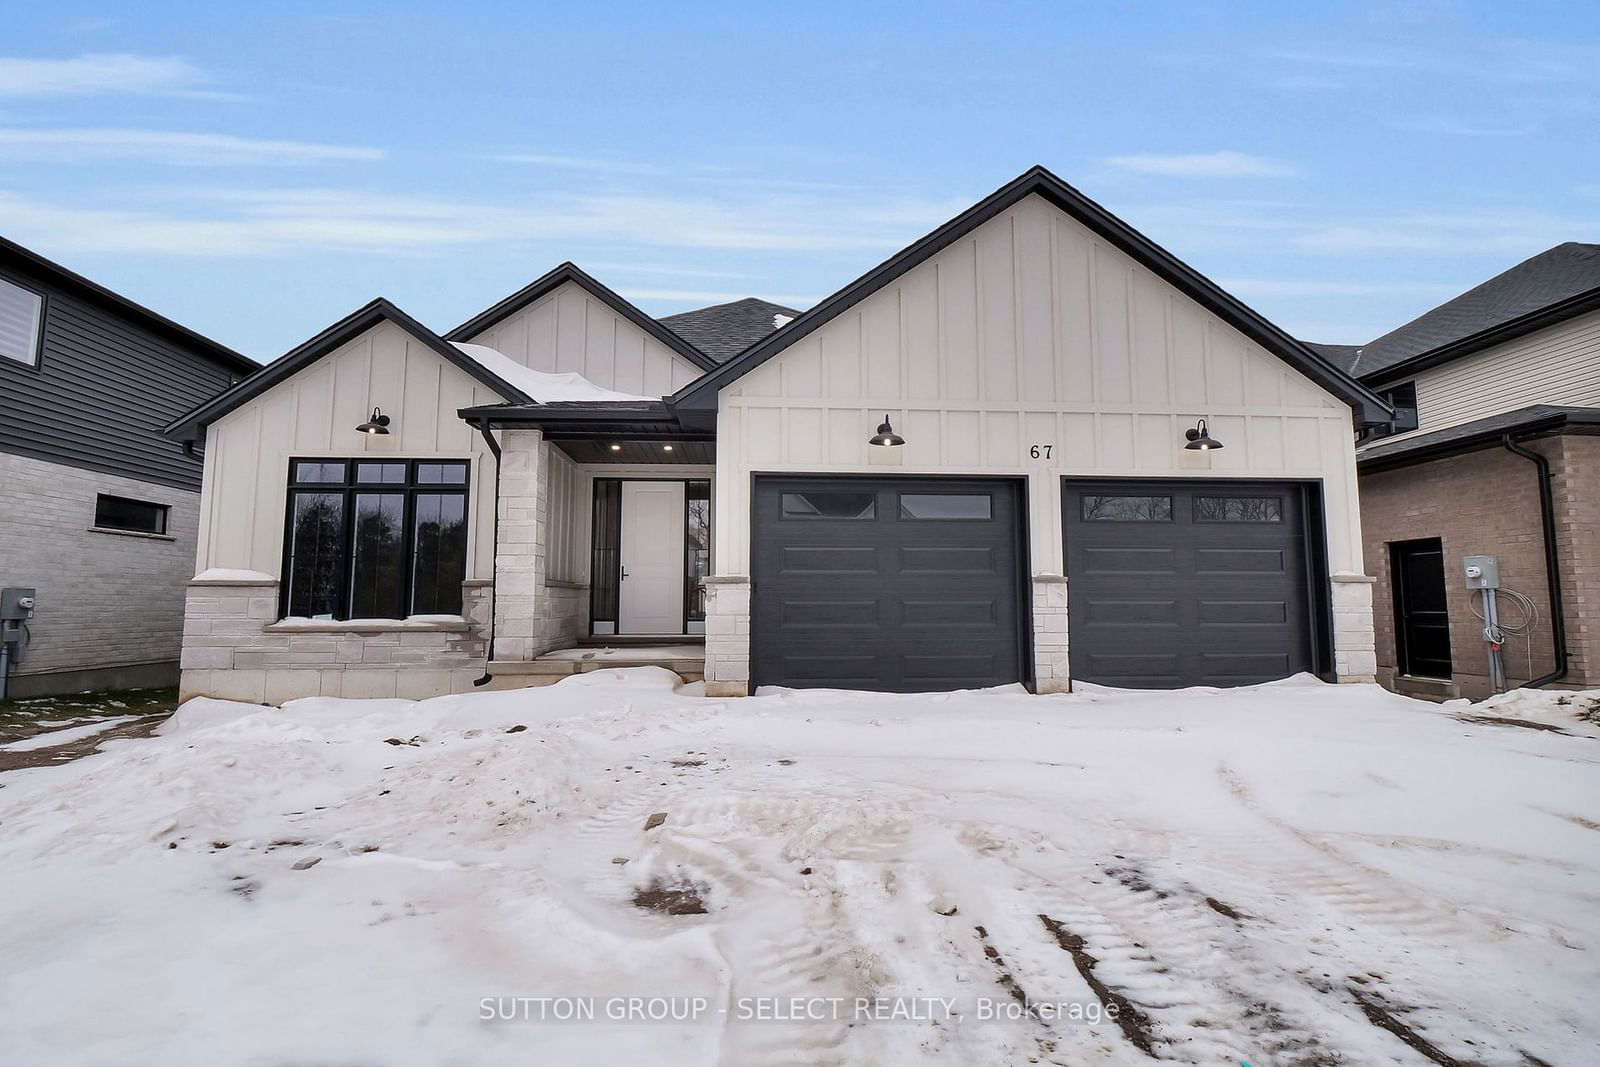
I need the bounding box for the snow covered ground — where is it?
[1,673,1595,1066]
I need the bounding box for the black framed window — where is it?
[685,481,711,624]
[94,494,169,534]
[781,491,876,519]
[0,275,44,367]
[283,459,469,620]
[1361,381,1419,442]
[899,493,992,520]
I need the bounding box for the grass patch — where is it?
[0,686,178,740]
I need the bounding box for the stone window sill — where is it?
[88,525,176,542]
[264,616,472,635]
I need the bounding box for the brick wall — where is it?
[0,451,198,694]
[1359,436,1594,700]
[1552,435,1600,686]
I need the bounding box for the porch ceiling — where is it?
[555,440,715,465]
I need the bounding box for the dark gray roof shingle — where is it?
[659,297,802,363]
[1299,341,1363,374]
[1350,242,1600,381]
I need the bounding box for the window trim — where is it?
[280,457,471,621]
[0,273,47,371]
[93,493,170,535]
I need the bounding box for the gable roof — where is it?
[444,261,719,372]
[658,297,802,363]
[1350,242,1600,383]
[670,166,1390,424]
[1,235,255,375]
[163,298,532,442]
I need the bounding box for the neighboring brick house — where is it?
[1307,243,1600,700]
[0,237,255,698]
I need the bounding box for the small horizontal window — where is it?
[781,491,876,520]
[900,493,992,520]
[417,462,469,485]
[1081,495,1171,522]
[293,460,347,484]
[95,494,168,535]
[355,461,408,485]
[1195,496,1283,522]
[0,275,44,367]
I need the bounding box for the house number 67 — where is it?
[1029,444,1054,460]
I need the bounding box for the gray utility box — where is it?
[1,587,35,621]
[1462,555,1500,590]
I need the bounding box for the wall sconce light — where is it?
[356,407,391,435]
[1184,417,1223,451]
[868,414,905,447]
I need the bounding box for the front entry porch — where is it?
[483,638,706,689]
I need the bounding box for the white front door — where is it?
[619,480,685,633]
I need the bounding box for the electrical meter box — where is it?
[1,587,36,621]
[1462,555,1500,590]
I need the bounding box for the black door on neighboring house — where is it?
[1391,539,1453,679]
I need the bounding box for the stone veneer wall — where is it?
[1032,575,1070,694]
[703,576,751,697]
[1330,573,1378,684]
[179,578,492,703]
[491,428,586,662]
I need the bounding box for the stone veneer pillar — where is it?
[492,428,545,662]
[1331,571,1378,683]
[1031,574,1070,694]
[703,576,751,696]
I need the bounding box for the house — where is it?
[1318,243,1600,700]
[0,237,256,698]
[165,166,1392,703]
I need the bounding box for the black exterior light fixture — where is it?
[868,414,905,447]
[1184,417,1223,451]
[356,407,391,435]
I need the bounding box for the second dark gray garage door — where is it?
[752,477,1026,692]
[1063,480,1318,688]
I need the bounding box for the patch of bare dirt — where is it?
[1348,986,1462,1066]
[0,714,167,774]
[632,880,707,915]
[1038,913,1158,1057]
[1455,714,1569,734]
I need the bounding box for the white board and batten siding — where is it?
[1374,307,1600,445]
[715,194,1364,577]
[195,295,698,584]
[462,280,705,395]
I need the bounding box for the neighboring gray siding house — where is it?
[1309,243,1600,699]
[0,237,255,697]
[166,166,1390,704]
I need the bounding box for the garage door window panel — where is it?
[1081,495,1172,521]
[898,493,993,520]
[1195,496,1283,522]
[780,491,876,520]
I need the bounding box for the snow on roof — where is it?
[451,342,656,403]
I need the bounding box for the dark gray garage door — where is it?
[753,477,1026,692]
[1063,480,1317,688]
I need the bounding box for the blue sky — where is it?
[1,1,1596,361]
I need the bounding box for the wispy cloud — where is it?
[0,185,965,257]
[490,152,668,175]
[0,53,214,97]
[0,128,383,164]
[1103,151,1301,179]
